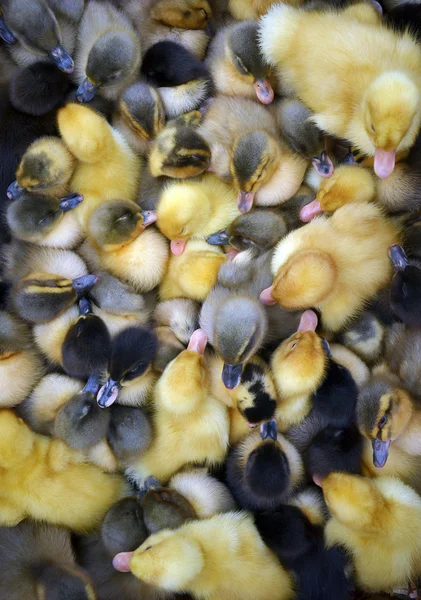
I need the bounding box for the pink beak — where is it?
[113,552,134,572]
[374,148,396,179]
[237,191,255,213]
[260,286,276,305]
[187,329,208,355]
[299,199,322,222]
[170,239,187,255]
[297,310,318,332]
[254,79,275,105]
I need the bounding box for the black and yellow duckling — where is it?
[6,191,83,248]
[389,244,421,326]
[225,420,304,510]
[141,41,212,119]
[0,520,98,600]
[113,82,166,156]
[4,0,81,73]
[0,310,45,408]
[97,326,158,408]
[74,0,141,103]
[207,20,276,104]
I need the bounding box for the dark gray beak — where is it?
[7,180,25,200]
[372,439,391,468]
[312,150,334,178]
[49,45,74,73]
[389,245,409,272]
[0,17,17,44]
[97,378,122,408]
[78,297,93,317]
[260,419,278,441]
[76,77,100,103]
[206,230,230,245]
[83,373,101,395]
[222,363,243,390]
[59,193,83,212]
[71,274,99,296]
[321,338,331,357]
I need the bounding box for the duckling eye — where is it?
[371,124,376,133]
[378,415,387,428]
[290,341,298,351]
[144,546,152,551]
[183,10,192,17]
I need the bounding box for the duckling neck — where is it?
[394,407,421,455]
[276,393,312,430]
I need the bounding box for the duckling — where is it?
[160,239,227,302]
[80,200,169,293]
[4,0,79,73]
[0,310,45,408]
[388,244,421,325]
[113,82,166,156]
[6,191,83,248]
[254,489,350,600]
[226,420,304,510]
[149,114,211,178]
[142,41,212,119]
[228,0,303,20]
[8,136,76,201]
[206,21,276,104]
[126,329,229,485]
[74,0,141,103]
[154,298,200,370]
[321,472,421,593]
[57,103,141,232]
[201,250,300,389]
[91,272,155,320]
[259,4,421,179]
[124,0,211,60]
[337,310,385,365]
[141,482,198,534]
[261,202,401,331]
[300,164,376,222]
[156,173,239,254]
[0,520,98,600]
[0,409,126,529]
[383,323,421,402]
[11,272,97,324]
[329,343,370,388]
[113,511,294,600]
[199,96,307,212]
[97,326,158,409]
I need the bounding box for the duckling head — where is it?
[34,563,97,600]
[150,0,212,30]
[119,83,165,143]
[357,376,413,469]
[157,183,213,254]
[231,131,281,213]
[362,72,421,178]
[0,310,32,359]
[235,359,278,426]
[5,0,74,72]
[389,244,421,326]
[113,529,204,590]
[77,31,140,102]
[97,327,158,408]
[212,297,267,390]
[102,497,148,556]
[9,137,75,199]
[89,200,157,251]
[149,120,211,179]
[228,22,274,105]
[7,192,82,243]
[142,486,197,534]
[12,273,98,324]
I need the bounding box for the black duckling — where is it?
[254,490,350,600]
[0,520,97,600]
[389,244,421,326]
[97,326,158,408]
[304,424,363,479]
[225,420,304,511]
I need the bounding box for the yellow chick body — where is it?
[127,333,229,484]
[259,4,421,178]
[268,203,401,331]
[0,410,126,531]
[118,512,294,600]
[229,0,303,20]
[323,472,421,593]
[57,104,141,232]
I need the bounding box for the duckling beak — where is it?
[297,310,318,331]
[49,45,74,73]
[372,438,391,468]
[187,329,208,355]
[260,419,277,441]
[254,79,274,105]
[72,274,99,296]
[300,199,322,222]
[259,286,276,306]
[59,193,83,212]
[83,374,101,395]
[342,152,357,165]
[389,244,409,272]
[76,77,100,103]
[206,230,230,245]
[170,239,187,255]
[97,378,122,408]
[141,210,157,227]
[237,191,255,214]
[312,151,334,178]
[374,148,396,179]
[113,552,134,573]
[6,180,25,200]
[78,297,93,316]
[222,362,243,390]
[321,338,331,357]
[144,475,162,491]
[0,17,17,44]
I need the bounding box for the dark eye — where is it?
[233,55,249,76]
[371,124,376,133]
[183,10,191,17]
[402,282,408,298]
[144,546,152,551]
[127,362,147,378]
[379,415,387,428]
[290,341,297,351]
